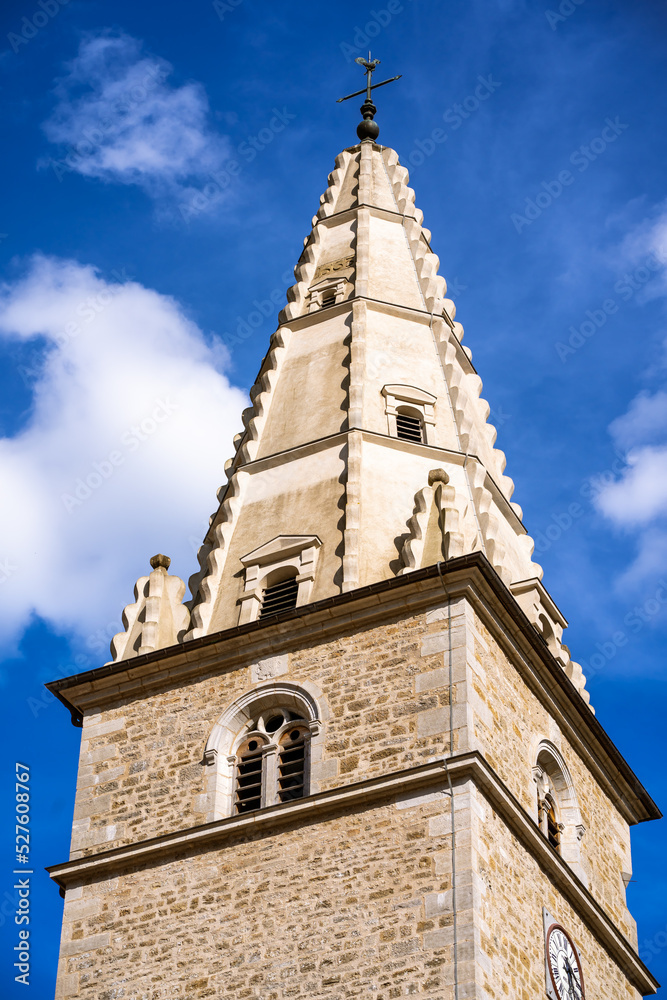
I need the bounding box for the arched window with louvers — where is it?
[381,384,436,445]
[233,707,312,814]
[201,682,326,822]
[532,740,588,884]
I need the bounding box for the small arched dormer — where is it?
[533,740,587,884]
[382,384,436,445]
[201,681,326,822]
[237,535,322,625]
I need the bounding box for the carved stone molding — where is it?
[313,253,355,280]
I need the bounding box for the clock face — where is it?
[546,923,585,1000]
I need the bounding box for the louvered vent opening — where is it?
[278,727,308,803]
[396,412,424,443]
[235,737,265,813]
[259,575,299,618]
[546,799,561,853]
[321,291,336,308]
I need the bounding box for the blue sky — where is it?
[1,0,666,994]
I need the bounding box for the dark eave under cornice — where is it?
[46,552,661,825]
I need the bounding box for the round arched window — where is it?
[233,708,311,813]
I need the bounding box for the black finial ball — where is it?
[357,118,380,141]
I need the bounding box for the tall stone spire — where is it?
[110,136,591,706]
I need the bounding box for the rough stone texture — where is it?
[68,596,637,956]
[69,604,455,859]
[473,785,642,1000]
[55,774,644,1000]
[57,791,456,1000]
[469,606,636,943]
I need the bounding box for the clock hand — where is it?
[564,959,580,999]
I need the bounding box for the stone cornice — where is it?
[46,751,659,996]
[46,554,659,826]
[220,429,525,536]
[275,294,477,377]
[312,202,432,232]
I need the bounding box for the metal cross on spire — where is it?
[337,52,402,141]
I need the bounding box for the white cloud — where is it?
[596,445,667,526]
[592,206,667,587]
[594,373,667,587]
[610,527,667,588]
[597,388,667,530]
[0,255,247,653]
[611,201,667,304]
[608,390,667,451]
[42,32,231,208]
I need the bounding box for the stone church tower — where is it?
[48,91,660,999]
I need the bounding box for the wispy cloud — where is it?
[608,390,667,452]
[597,442,667,527]
[595,386,667,587]
[0,255,247,651]
[41,32,231,209]
[594,209,667,587]
[609,201,667,304]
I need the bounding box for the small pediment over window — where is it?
[382,384,437,407]
[238,536,323,625]
[240,535,322,567]
[382,384,437,445]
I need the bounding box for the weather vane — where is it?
[337,52,402,141]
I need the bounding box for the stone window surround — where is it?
[308,277,348,312]
[237,535,322,626]
[382,384,436,445]
[533,740,587,884]
[201,681,326,822]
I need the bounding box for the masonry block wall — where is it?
[472,791,643,1000]
[56,792,458,1000]
[52,571,652,998]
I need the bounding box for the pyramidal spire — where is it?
[109,119,592,708]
